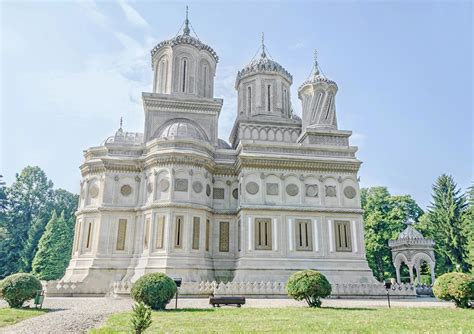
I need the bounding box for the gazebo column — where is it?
[395,265,401,284]
[430,263,435,285]
[408,264,414,284]
[416,262,421,284]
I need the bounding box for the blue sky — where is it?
[1,0,472,209]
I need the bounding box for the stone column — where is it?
[430,264,436,285]
[409,265,414,284]
[416,263,421,284]
[395,265,401,284]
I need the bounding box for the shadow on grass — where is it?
[321,307,375,311]
[160,308,216,313]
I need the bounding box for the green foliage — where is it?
[130,302,152,334]
[465,185,474,273]
[417,175,470,274]
[0,166,54,277]
[0,166,78,279]
[361,187,423,281]
[31,211,74,280]
[131,273,177,310]
[286,270,331,308]
[0,273,42,308]
[433,272,474,308]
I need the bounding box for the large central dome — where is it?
[156,118,208,141]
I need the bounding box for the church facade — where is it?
[59,14,377,295]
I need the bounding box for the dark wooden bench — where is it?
[209,296,246,308]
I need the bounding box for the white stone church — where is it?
[52,12,381,296]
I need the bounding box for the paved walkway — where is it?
[0,297,453,333]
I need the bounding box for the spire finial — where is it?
[313,49,320,77]
[119,117,123,130]
[183,5,190,35]
[261,32,266,58]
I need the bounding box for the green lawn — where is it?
[0,307,47,328]
[92,307,473,333]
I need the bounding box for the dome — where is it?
[157,119,207,141]
[217,138,231,149]
[397,220,425,240]
[236,52,292,86]
[298,74,338,92]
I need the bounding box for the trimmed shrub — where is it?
[131,273,176,310]
[433,272,474,308]
[0,273,42,308]
[287,270,331,308]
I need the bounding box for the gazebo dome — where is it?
[157,119,207,141]
[397,224,424,240]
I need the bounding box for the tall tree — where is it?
[0,166,54,278]
[361,187,423,281]
[52,189,79,222]
[418,175,470,274]
[32,211,74,280]
[463,185,474,273]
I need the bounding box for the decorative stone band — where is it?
[43,280,417,298]
[142,93,223,114]
[111,281,416,298]
[388,239,435,247]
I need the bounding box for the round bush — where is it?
[0,273,42,308]
[287,270,332,308]
[433,272,474,308]
[131,273,177,310]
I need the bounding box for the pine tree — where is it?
[0,166,54,278]
[32,211,74,280]
[420,175,470,274]
[464,185,474,273]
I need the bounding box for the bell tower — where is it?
[298,50,338,132]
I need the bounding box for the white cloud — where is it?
[118,0,150,29]
[291,41,305,49]
[78,0,110,30]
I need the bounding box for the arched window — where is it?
[158,59,168,93]
[283,88,287,115]
[247,86,252,114]
[325,94,333,120]
[182,59,187,93]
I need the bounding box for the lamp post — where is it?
[173,277,182,310]
[384,281,392,308]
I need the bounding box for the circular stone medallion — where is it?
[89,185,99,198]
[343,186,357,199]
[286,183,299,196]
[305,184,319,197]
[192,181,203,193]
[246,182,259,195]
[120,184,132,196]
[147,182,153,194]
[232,188,239,199]
[160,179,170,192]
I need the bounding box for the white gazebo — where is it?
[389,219,436,285]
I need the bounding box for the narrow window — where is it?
[255,218,272,250]
[335,220,352,252]
[205,219,210,251]
[159,60,166,93]
[295,219,312,251]
[182,59,187,93]
[86,222,93,249]
[267,85,271,111]
[116,219,127,251]
[237,220,241,252]
[325,95,333,119]
[283,89,287,115]
[203,65,208,97]
[219,221,229,252]
[144,218,150,250]
[192,217,200,250]
[247,86,252,113]
[175,216,184,248]
[156,216,165,249]
[74,221,82,252]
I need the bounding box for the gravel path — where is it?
[0,297,453,333]
[0,297,132,334]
